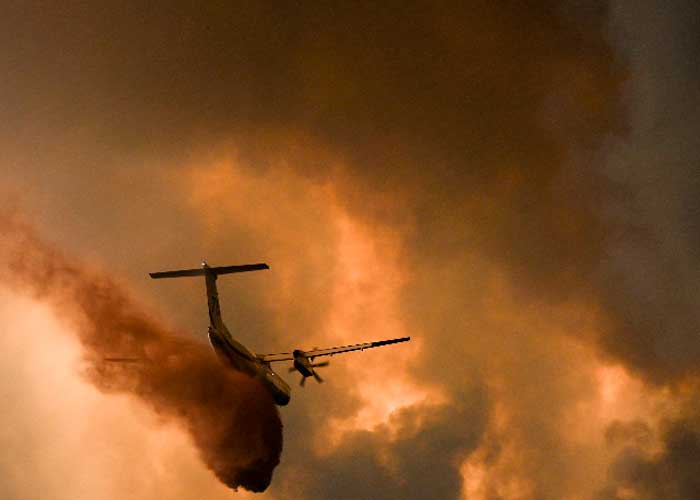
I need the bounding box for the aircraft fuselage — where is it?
[208,326,291,405]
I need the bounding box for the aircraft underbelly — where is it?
[208,330,291,405]
[208,330,255,374]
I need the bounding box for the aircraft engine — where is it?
[289,350,329,386]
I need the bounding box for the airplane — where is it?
[147,262,410,406]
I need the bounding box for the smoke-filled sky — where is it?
[2,1,699,498]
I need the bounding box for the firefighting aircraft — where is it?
[147,262,410,406]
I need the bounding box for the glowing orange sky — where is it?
[2,2,699,499]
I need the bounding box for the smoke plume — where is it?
[2,1,700,498]
[0,212,282,493]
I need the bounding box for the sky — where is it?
[1,1,699,499]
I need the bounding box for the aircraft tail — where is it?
[149,263,268,279]
[150,262,268,333]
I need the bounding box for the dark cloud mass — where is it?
[598,416,700,500]
[1,0,699,498]
[595,0,700,384]
[0,214,283,492]
[299,388,486,500]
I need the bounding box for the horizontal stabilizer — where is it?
[150,263,269,279]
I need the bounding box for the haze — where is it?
[2,1,700,499]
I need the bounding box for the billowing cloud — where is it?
[1,1,699,499]
[0,214,282,492]
[593,0,700,385]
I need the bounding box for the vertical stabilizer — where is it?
[203,265,223,330]
[149,261,269,332]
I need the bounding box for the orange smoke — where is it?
[321,213,443,438]
[0,213,283,493]
[181,158,440,438]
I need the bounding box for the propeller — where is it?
[289,357,330,386]
[311,360,329,383]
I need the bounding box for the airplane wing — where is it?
[257,336,410,363]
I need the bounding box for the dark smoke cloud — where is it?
[598,416,700,500]
[593,0,700,385]
[0,213,282,493]
[587,4,700,499]
[297,388,486,500]
[3,2,624,497]
[3,0,700,498]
